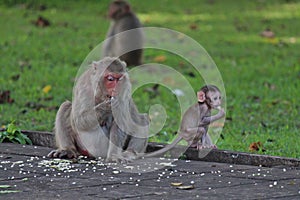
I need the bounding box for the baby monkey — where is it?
[144,85,225,157]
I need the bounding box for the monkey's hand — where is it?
[217,108,226,118]
[214,106,225,117]
[47,149,79,159]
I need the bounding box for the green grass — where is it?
[0,0,299,159]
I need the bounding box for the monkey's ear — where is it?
[197,91,206,102]
[92,61,98,70]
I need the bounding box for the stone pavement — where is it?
[0,143,299,199]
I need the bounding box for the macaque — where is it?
[143,85,225,158]
[103,0,143,66]
[48,57,149,162]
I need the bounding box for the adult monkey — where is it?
[103,0,143,66]
[48,57,149,162]
[142,85,225,158]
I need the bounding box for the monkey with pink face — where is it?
[48,57,149,162]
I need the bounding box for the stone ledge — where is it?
[148,142,300,168]
[1,129,299,168]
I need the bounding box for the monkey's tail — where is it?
[142,136,182,158]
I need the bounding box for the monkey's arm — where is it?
[200,108,225,125]
[73,98,105,132]
[185,127,205,134]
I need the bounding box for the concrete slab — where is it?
[0,143,299,199]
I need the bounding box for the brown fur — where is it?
[48,57,149,162]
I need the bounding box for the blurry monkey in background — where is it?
[103,0,143,67]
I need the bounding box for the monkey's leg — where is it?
[48,101,79,159]
[187,127,206,149]
[76,125,110,159]
[106,123,128,162]
[124,135,148,159]
[202,132,217,149]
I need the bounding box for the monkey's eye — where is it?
[214,97,218,101]
[106,74,124,82]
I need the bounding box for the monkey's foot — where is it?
[190,143,198,148]
[47,149,79,159]
[122,150,138,160]
[106,152,137,163]
[106,156,128,164]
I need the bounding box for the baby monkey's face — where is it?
[207,91,222,109]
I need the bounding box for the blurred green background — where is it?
[0,0,299,158]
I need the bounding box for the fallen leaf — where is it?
[249,141,263,151]
[34,16,50,27]
[176,185,194,190]
[42,85,52,94]
[189,24,198,30]
[171,182,183,186]
[288,180,296,185]
[154,55,166,63]
[0,90,14,104]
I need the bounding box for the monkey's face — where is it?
[207,91,222,109]
[108,2,128,19]
[104,72,124,98]
[108,4,119,19]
